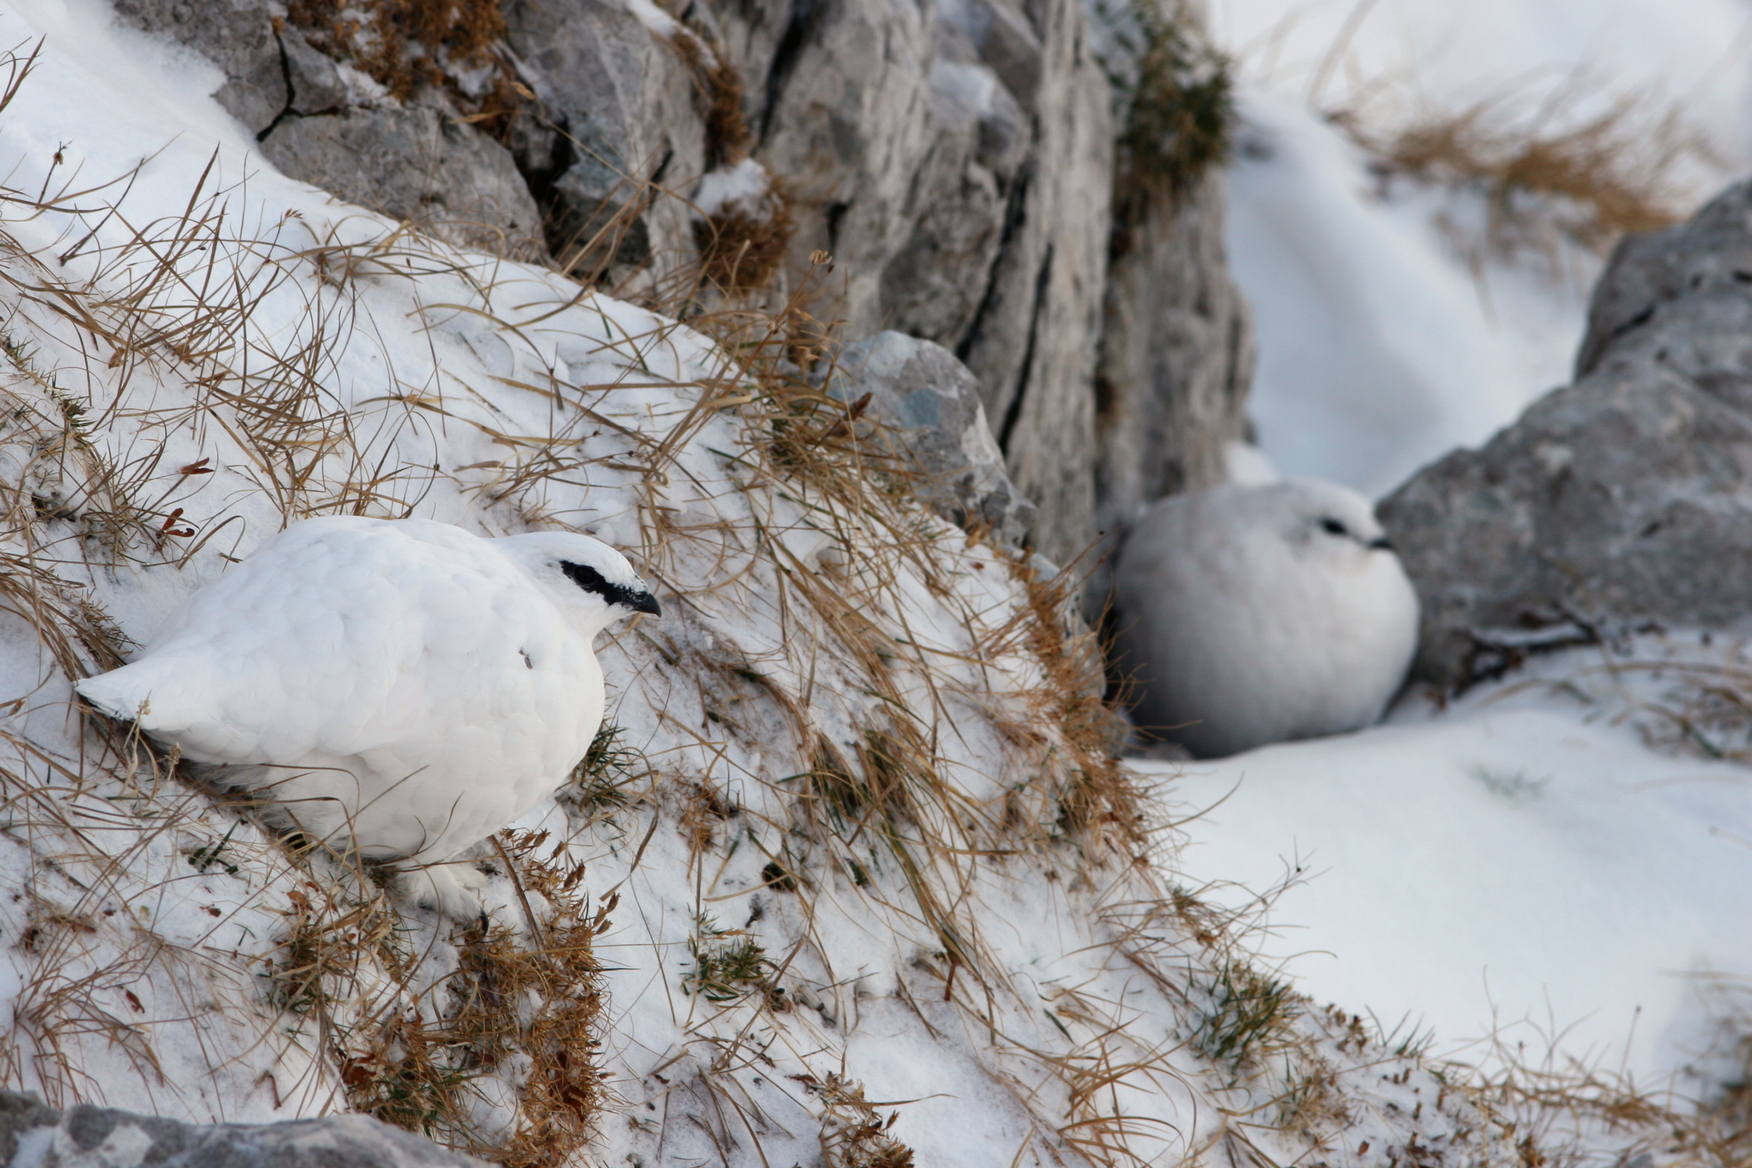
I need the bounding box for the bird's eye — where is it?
[1319,518,1347,536]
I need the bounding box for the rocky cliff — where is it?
[110,0,1252,564]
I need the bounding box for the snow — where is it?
[0,5,1512,1165]
[623,0,681,40]
[1225,90,1569,494]
[691,157,773,220]
[0,0,1746,1159]
[1140,636,1752,1091]
[1212,0,1752,496]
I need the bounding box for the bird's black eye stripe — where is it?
[1320,518,1347,536]
[561,560,641,606]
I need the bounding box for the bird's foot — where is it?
[405,861,498,929]
[403,859,552,937]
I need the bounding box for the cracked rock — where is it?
[1380,178,1752,687]
[280,28,349,116]
[259,105,544,254]
[821,330,1036,546]
[0,1089,486,1168]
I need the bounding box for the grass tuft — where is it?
[795,1071,916,1168]
[301,833,614,1167]
[1361,90,1709,256]
[683,917,771,1003]
[692,183,797,295]
[1097,0,1235,219]
[563,722,644,813]
[1189,959,1297,1073]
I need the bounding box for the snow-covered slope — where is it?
[0,6,1559,1168]
[1224,89,1585,494]
[1149,635,1752,1092]
[1214,0,1751,495]
[1,2,1746,1166]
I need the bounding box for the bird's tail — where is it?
[74,670,150,723]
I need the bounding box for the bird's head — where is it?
[1273,479,1396,565]
[497,531,662,630]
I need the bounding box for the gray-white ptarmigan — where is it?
[1110,479,1418,758]
[75,516,660,919]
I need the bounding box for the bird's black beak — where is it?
[1368,535,1394,552]
[629,590,663,617]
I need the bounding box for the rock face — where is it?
[1095,174,1255,535]
[500,0,707,271]
[114,0,1251,565]
[0,1090,484,1168]
[823,331,1036,545]
[260,106,544,253]
[753,0,1115,561]
[1379,179,1752,687]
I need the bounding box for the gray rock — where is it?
[1573,182,1752,381]
[548,149,652,269]
[0,1089,58,1165]
[259,106,545,254]
[756,0,939,325]
[109,0,286,135]
[706,0,792,103]
[1379,178,1752,687]
[280,29,349,117]
[940,0,1044,113]
[1094,170,1255,536]
[823,331,1036,546]
[755,0,1113,563]
[875,58,1029,345]
[501,0,707,272]
[0,1089,485,1167]
[110,0,543,257]
[940,0,1115,564]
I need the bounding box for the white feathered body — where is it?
[78,517,626,863]
[1113,481,1419,758]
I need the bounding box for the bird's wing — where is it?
[78,519,559,767]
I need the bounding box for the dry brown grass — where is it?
[1347,85,1714,258]
[273,832,612,1167]
[285,0,509,105]
[665,22,751,170]
[665,22,796,294]
[794,1071,916,1168]
[692,187,797,295]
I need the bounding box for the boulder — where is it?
[500,0,708,272]
[109,0,285,135]
[260,106,544,254]
[1379,179,1752,687]
[0,1089,485,1167]
[823,331,1036,546]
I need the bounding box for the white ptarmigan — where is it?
[75,516,660,918]
[1110,480,1418,758]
